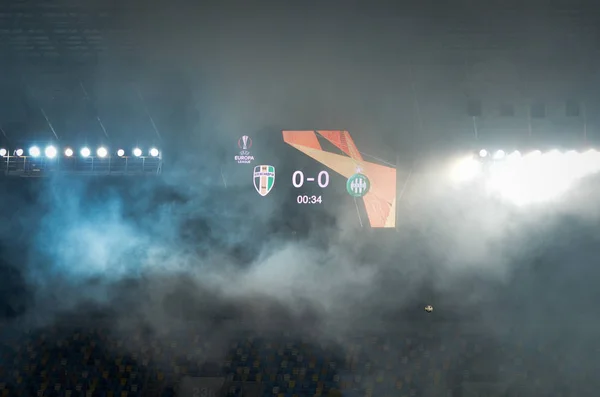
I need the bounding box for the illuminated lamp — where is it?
[45,145,57,159]
[29,146,41,157]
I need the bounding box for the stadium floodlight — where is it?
[97,147,108,158]
[493,150,506,160]
[15,149,23,157]
[543,149,562,162]
[564,150,579,164]
[132,147,142,157]
[64,148,74,157]
[581,149,600,173]
[29,146,41,157]
[0,148,6,157]
[149,148,159,157]
[450,155,482,183]
[80,147,91,158]
[582,149,599,158]
[565,150,578,157]
[45,145,57,159]
[479,149,488,158]
[117,149,125,157]
[507,150,521,161]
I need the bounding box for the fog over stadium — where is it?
[1,1,600,396]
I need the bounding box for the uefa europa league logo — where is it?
[235,135,255,164]
[238,135,252,150]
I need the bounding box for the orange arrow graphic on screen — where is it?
[282,130,396,228]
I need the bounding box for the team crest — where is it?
[253,165,275,196]
[346,173,370,197]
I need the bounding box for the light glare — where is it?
[80,147,91,157]
[451,149,600,206]
[45,146,57,158]
[149,148,159,157]
[450,155,482,183]
[65,148,74,157]
[133,147,142,157]
[29,146,41,157]
[0,148,6,157]
[490,150,596,205]
[117,149,125,157]
[15,149,23,157]
[97,147,108,158]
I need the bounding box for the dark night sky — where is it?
[2,1,600,154]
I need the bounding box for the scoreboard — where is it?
[227,130,398,230]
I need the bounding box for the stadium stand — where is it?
[0,324,445,396]
[1,312,598,397]
[1,321,577,397]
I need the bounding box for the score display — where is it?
[226,130,397,230]
[291,170,330,189]
[292,170,328,205]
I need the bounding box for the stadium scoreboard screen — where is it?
[230,130,397,230]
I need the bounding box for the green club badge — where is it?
[346,173,370,197]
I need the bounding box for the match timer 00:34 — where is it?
[296,195,323,204]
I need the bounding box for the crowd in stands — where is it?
[0,322,588,397]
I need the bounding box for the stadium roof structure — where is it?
[0,1,138,60]
[0,1,167,176]
[2,1,599,168]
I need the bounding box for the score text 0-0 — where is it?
[291,170,329,188]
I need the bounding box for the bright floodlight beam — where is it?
[80,147,91,157]
[133,147,142,157]
[450,155,482,183]
[15,149,23,157]
[117,149,125,157]
[479,149,488,158]
[64,148,74,157]
[507,150,521,161]
[149,148,159,157]
[45,145,57,159]
[493,150,506,160]
[29,146,41,157]
[0,148,6,157]
[97,147,108,158]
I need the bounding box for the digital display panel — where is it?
[228,130,397,230]
[281,130,397,228]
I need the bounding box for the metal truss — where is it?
[0,154,162,177]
